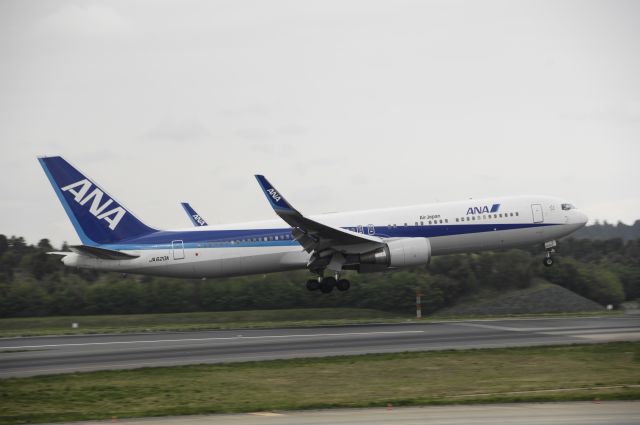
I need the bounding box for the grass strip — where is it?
[0,342,638,424]
[0,308,403,337]
[0,309,621,338]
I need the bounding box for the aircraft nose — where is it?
[576,211,588,226]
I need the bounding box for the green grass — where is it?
[0,308,623,338]
[0,308,406,337]
[1,342,638,424]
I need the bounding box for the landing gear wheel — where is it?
[543,257,554,267]
[320,277,336,293]
[306,279,320,291]
[336,279,351,291]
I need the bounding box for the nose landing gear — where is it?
[543,240,557,267]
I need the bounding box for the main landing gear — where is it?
[543,240,557,267]
[306,275,351,293]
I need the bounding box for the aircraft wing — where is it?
[255,175,384,255]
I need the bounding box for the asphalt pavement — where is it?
[1,316,638,378]
[40,402,640,425]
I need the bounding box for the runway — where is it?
[1,316,638,378]
[43,402,640,425]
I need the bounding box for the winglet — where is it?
[181,202,208,226]
[255,175,297,214]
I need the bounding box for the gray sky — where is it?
[1,0,639,247]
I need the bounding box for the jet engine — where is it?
[359,237,431,270]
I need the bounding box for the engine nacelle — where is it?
[360,237,431,269]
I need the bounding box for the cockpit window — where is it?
[561,203,575,210]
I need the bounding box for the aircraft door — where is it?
[172,240,185,260]
[531,204,544,223]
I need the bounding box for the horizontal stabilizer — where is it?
[46,251,72,256]
[69,245,139,260]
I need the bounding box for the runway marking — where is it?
[569,332,640,341]
[541,328,640,336]
[250,412,285,417]
[2,330,425,350]
[453,322,567,332]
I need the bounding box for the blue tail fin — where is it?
[38,156,157,245]
[180,202,208,226]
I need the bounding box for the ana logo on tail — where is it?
[192,214,206,226]
[267,188,281,202]
[61,179,126,230]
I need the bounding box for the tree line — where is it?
[573,219,640,241]
[0,234,637,317]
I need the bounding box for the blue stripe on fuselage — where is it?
[100,222,557,251]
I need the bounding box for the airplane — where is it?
[39,156,588,293]
[181,202,208,226]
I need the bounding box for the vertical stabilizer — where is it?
[38,156,157,245]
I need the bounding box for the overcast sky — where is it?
[1,0,639,247]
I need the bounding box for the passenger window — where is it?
[445,219,448,223]
[420,221,424,226]
[456,218,459,222]
[516,212,519,216]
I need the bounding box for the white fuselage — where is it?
[62,195,587,278]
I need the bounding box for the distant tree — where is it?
[543,258,625,306]
[8,236,27,253]
[582,268,625,306]
[0,235,8,257]
[2,277,49,316]
[37,239,53,251]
